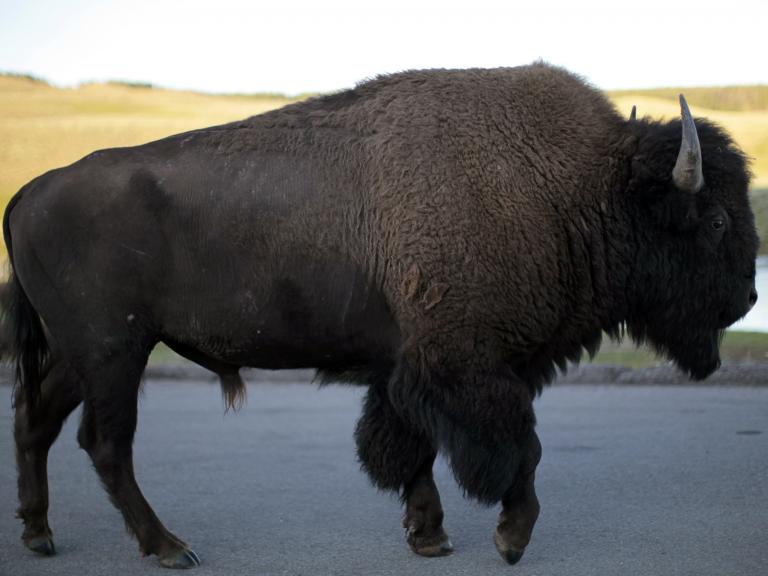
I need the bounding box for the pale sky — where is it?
[1,0,766,95]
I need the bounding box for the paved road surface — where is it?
[1,380,767,576]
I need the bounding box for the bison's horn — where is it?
[672,94,704,193]
[629,105,637,122]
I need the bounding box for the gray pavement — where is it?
[1,380,767,576]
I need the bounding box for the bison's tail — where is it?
[2,192,49,410]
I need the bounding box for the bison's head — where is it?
[627,96,758,379]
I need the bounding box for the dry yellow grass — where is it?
[0,75,291,211]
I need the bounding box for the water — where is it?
[731,257,768,332]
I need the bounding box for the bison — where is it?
[3,63,758,568]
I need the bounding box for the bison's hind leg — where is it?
[15,359,82,556]
[355,381,453,557]
[73,336,200,569]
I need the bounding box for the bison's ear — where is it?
[627,158,698,232]
[628,159,698,230]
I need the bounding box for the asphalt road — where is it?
[1,380,767,576]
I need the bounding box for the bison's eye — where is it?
[711,217,725,231]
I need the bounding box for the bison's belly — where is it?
[159,256,399,372]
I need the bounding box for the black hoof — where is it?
[159,548,201,569]
[501,547,524,565]
[406,526,454,557]
[493,530,525,565]
[24,535,56,556]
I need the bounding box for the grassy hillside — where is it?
[610,85,768,112]
[750,188,768,253]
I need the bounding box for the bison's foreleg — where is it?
[494,429,542,565]
[15,360,82,556]
[388,356,541,564]
[355,383,452,556]
[75,346,200,569]
[401,456,453,556]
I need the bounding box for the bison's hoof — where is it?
[406,526,454,557]
[493,529,525,565]
[24,535,56,556]
[158,548,201,569]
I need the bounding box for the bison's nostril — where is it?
[749,289,758,307]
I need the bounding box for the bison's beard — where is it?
[629,323,723,380]
[665,329,723,380]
